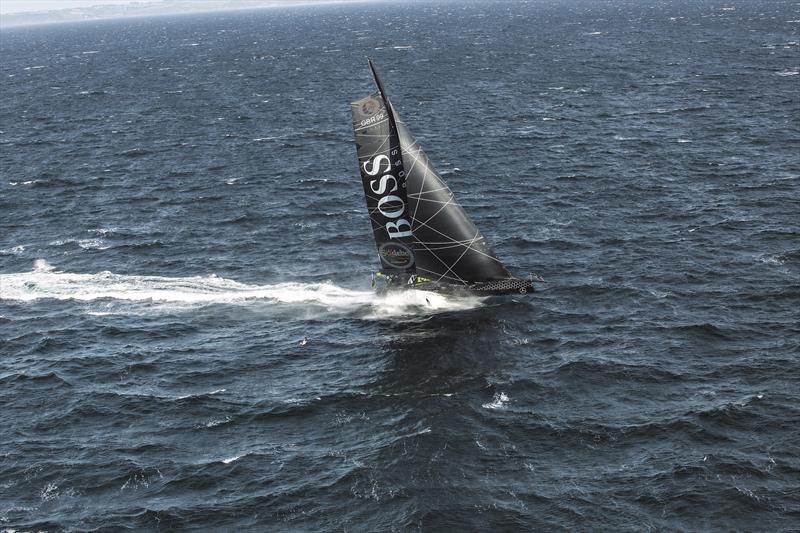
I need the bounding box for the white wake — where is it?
[0,260,484,318]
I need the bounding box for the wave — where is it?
[483,392,510,410]
[661,322,732,339]
[0,260,485,318]
[0,245,25,255]
[551,360,684,383]
[48,237,110,250]
[0,371,72,387]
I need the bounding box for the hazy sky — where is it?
[0,0,361,26]
[0,1,155,15]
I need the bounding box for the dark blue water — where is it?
[1,1,799,530]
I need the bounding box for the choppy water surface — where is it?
[1,1,799,530]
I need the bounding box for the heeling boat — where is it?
[350,59,537,296]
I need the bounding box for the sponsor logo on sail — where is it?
[362,153,414,242]
[361,98,379,116]
[379,242,414,269]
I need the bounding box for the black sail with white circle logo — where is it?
[351,59,511,285]
[350,92,416,275]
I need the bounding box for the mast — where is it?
[367,58,400,137]
[367,58,388,101]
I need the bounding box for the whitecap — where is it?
[48,237,109,250]
[204,416,231,428]
[175,388,226,400]
[483,392,510,410]
[77,238,110,250]
[120,469,161,490]
[88,227,116,235]
[647,289,670,298]
[0,245,25,255]
[40,483,57,500]
[757,254,784,266]
[775,69,798,76]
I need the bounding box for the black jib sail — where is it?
[350,59,514,286]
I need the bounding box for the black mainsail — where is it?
[350,59,533,295]
[395,116,512,284]
[350,73,416,275]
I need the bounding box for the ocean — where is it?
[1,0,798,530]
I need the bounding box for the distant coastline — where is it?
[0,0,376,29]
